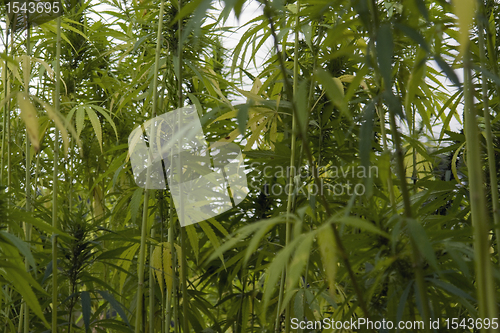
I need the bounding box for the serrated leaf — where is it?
[407,218,439,272]
[0,231,36,270]
[20,55,30,91]
[330,216,390,238]
[17,92,40,151]
[76,106,85,138]
[185,225,199,263]
[318,225,337,299]
[91,105,118,140]
[377,24,394,90]
[36,99,70,155]
[237,104,249,136]
[281,232,315,310]
[434,55,461,88]
[97,290,131,327]
[314,69,348,118]
[263,234,305,311]
[199,221,222,262]
[207,218,229,237]
[81,291,91,332]
[163,244,174,294]
[130,188,144,225]
[86,106,103,152]
[119,243,140,293]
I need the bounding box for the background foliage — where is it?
[1,0,500,332]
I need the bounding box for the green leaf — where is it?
[0,258,49,327]
[434,55,461,88]
[199,221,222,261]
[263,234,306,311]
[86,106,103,152]
[130,188,144,225]
[17,92,40,151]
[377,24,394,90]
[282,231,316,309]
[396,282,413,326]
[396,24,430,52]
[329,216,390,238]
[81,291,91,332]
[314,69,348,118]
[236,103,249,135]
[207,218,229,237]
[359,101,375,173]
[295,79,309,135]
[76,106,85,138]
[428,278,475,301]
[0,231,36,269]
[91,105,119,140]
[185,224,199,263]
[317,224,337,299]
[97,290,131,327]
[407,218,439,272]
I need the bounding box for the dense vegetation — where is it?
[1,0,500,332]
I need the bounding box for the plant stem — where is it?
[477,1,500,261]
[149,227,156,333]
[51,15,62,333]
[0,20,8,187]
[136,1,165,330]
[388,111,431,332]
[23,22,32,333]
[175,0,189,331]
[263,1,373,325]
[136,189,149,333]
[463,51,498,328]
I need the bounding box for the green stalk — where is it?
[276,2,300,332]
[477,2,500,261]
[463,53,498,328]
[176,0,189,331]
[22,23,32,333]
[179,229,188,333]
[149,227,156,333]
[263,1,373,324]
[165,204,174,332]
[135,2,165,331]
[136,189,150,333]
[0,20,8,186]
[388,111,430,332]
[52,15,62,333]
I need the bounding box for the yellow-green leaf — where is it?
[76,106,85,138]
[86,106,103,152]
[17,93,39,151]
[318,225,337,299]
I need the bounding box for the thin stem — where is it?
[176,0,189,331]
[477,1,500,261]
[149,228,156,333]
[23,23,32,333]
[0,21,8,187]
[135,1,165,331]
[135,189,149,333]
[463,52,498,327]
[262,0,372,324]
[51,15,62,333]
[388,112,430,332]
